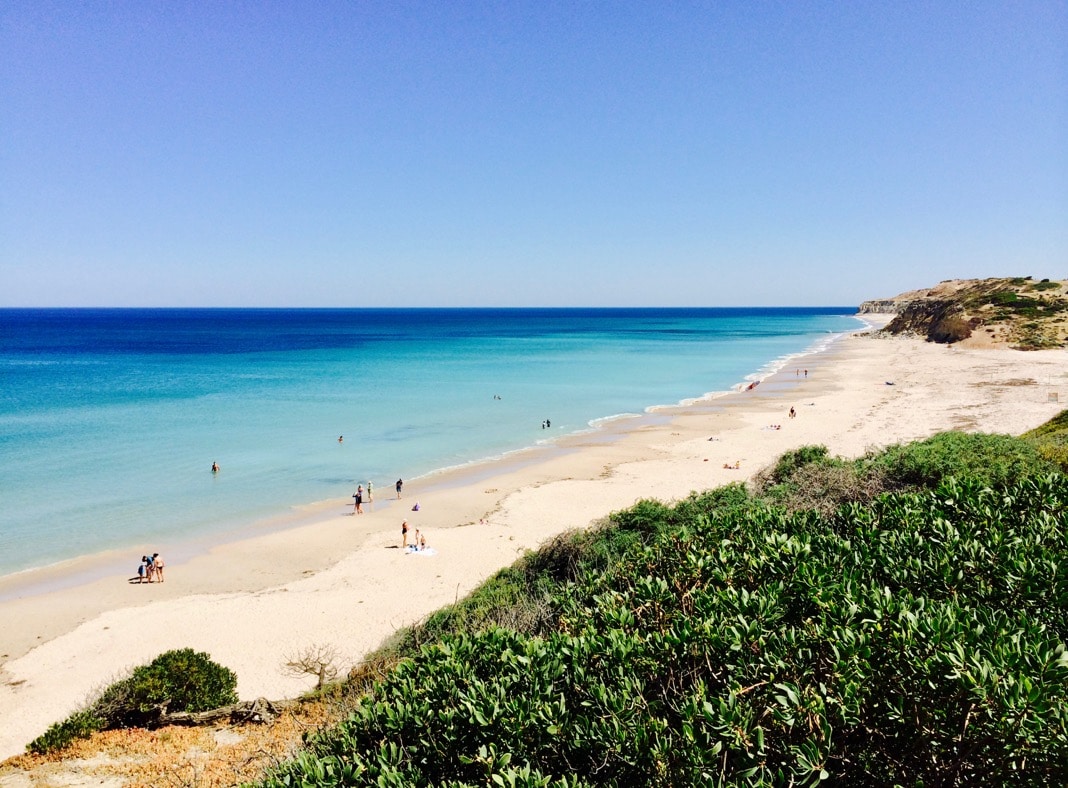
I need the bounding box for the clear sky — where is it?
[2,2,1065,307]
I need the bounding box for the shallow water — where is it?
[0,307,860,576]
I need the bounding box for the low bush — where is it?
[97,648,238,728]
[869,431,1054,489]
[1023,409,1068,471]
[988,290,1020,306]
[28,648,238,754]
[27,708,104,755]
[761,444,832,486]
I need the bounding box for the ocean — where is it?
[0,307,861,579]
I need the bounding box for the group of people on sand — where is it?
[351,478,406,513]
[352,482,373,514]
[135,553,164,584]
[400,520,428,552]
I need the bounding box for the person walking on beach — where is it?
[789,406,796,418]
[396,478,403,499]
[401,520,409,548]
[353,485,363,515]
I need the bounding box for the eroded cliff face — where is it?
[884,300,974,344]
[866,277,1068,349]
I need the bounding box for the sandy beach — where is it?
[1,318,1066,761]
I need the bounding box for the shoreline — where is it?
[0,309,864,585]
[0,319,863,606]
[2,319,1066,760]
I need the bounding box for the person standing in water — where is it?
[396,478,403,499]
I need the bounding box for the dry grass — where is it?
[0,700,339,787]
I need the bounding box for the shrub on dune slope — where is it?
[262,465,1068,786]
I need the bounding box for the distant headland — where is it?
[859,276,1068,350]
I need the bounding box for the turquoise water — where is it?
[0,308,861,577]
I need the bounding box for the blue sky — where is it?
[2,2,1065,307]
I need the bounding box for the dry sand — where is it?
[1,319,1066,761]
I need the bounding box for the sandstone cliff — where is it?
[867,277,1068,350]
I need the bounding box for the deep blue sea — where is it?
[0,308,861,578]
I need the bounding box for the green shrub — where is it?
[610,497,675,537]
[261,471,1068,787]
[762,444,832,486]
[988,290,1019,306]
[97,648,238,728]
[1022,409,1068,440]
[764,460,888,515]
[869,431,1054,489]
[260,431,1068,785]
[1023,409,1068,471]
[672,483,752,525]
[752,445,890,514]
[27,708,104,755]
[32,648,239,752]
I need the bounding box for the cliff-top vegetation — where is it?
[870,277,1068,349]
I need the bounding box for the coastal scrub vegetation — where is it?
[1022,409,1068,472]
[258,429,1068,787]
[28,648,237,755]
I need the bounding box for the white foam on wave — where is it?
[649,325,862,414]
